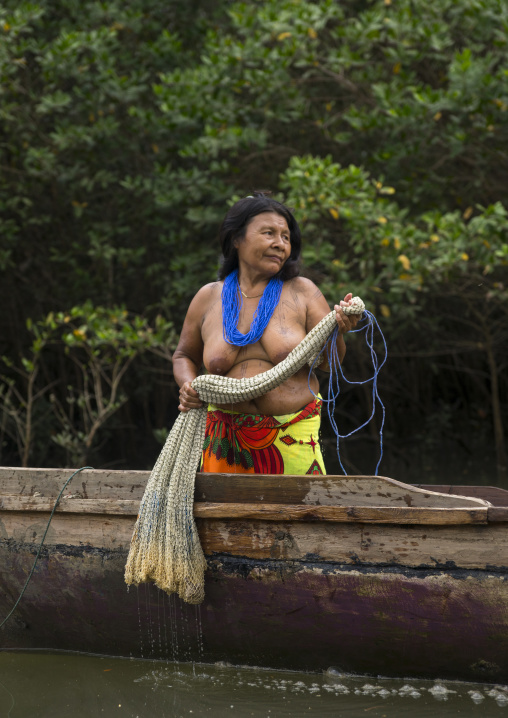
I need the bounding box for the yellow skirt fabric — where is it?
[201,396,326,475]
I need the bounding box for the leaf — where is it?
[398,254,411,271]
[21,358,35,373]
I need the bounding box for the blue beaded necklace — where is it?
[222,269,283,346]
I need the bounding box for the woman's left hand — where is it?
[334,293,360,334]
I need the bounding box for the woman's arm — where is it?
[172,285,212,412]
[299,279,359,368]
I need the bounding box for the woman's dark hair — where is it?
[217,192,302,280]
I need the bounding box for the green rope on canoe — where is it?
[0,466,94,630]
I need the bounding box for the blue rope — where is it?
[222,269,283,346]
[0,466,94,629]
[308,310,387,475]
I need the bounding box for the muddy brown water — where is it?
[1,651,508,718]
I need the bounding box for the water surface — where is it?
[1,651,508,717]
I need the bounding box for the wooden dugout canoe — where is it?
[1,467,508,682]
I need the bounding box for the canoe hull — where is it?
[1,467,507,681]
[1,539,507,682]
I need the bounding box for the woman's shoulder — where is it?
[286,276,324,300]
[186,282,222,319]
[194,281,222,299]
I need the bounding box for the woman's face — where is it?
[234,211,291,278]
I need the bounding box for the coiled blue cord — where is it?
[308,310,387,475]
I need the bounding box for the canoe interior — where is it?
[416,484,508,507]
[0,467,504,510]
[1,467,507,525]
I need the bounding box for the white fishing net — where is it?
[124,310,345,604]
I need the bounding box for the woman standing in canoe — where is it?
[172,192,359,476]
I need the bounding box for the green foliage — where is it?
[0,0,226,319]
[282,154,508,314]
[0,303,176,466]
[0,0,507,479]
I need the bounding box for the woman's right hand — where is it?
[178,381,203,412]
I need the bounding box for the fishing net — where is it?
[124,311,344,604]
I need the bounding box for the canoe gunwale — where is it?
[0,496,494,525]
[1,467,503,527]
[193,503,490,524]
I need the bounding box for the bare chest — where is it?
[201,288,307,376]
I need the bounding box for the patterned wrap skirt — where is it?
[201,396,326,475]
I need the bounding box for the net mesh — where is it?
[124,310,339,604]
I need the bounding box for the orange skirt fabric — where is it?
[201,396,326,475]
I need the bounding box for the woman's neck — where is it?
[237,268,272,297]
